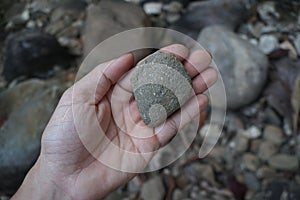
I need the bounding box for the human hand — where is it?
[12,44,217,200]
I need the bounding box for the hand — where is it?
[12,44,217,200]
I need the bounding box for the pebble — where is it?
[141,176,166,200]
[256,166,276,179]
[175,174,189,189]
[232,133,249,153]
[264,107,281,126]
[131,51,192,127]
[258,142,278,161]
[263,125,284,145]
[268,154,299,171]
[258,35,279,54]
[209,146,226,162]
[250,139,262,153]
[198,25,268,109]
[257,1,279,25]
[242,153,260,171]
[244,172,261,191]
[173,188,187,200]
[143,2,163,15]
[184,163,217,186]
[242,126,262,139]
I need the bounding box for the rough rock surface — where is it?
[170,0,248,39]
[83,0,150,57]
[198,25,269,109]
[141,176,165,200]
[131,51,192,127]
[3,30,70,82]
[0,79,65,191]
[268,154,299,171]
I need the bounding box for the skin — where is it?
[11,44,217,200]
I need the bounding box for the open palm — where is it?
[33,44,216,200]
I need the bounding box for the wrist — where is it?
[11,158,72,200]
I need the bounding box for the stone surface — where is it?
[0,79,65,191]
[255,180,300,200]
[263,125,284,145]
[242,126,262,139]
[131,51,192,127]
[242,153,260,171]
[3,30,70,82]
[258,35,279,54]
[184,163,217,186]
[141,176,166,200]
[198,25,269,109]
[230,134,249,154]
[258,142,278,161]
[172,188,187,200]
[170,0,248,39]
[83,0,150,57]
[256,166,276,179]
[44,0,86,56]
[268,154,299,171]
[244,172,260,191]
[257,1,300,33]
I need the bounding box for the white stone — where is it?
[258,35,279,54]
[143,2,163,15]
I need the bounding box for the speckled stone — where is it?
[131,51,192,127]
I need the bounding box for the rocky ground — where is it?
[0,0,300,200]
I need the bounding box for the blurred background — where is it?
[0,0,300,199]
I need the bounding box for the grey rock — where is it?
[141,176,166,200]
[44,0,86,56]
[244,172,261,191]
[230,134,249,154]
[250,139,262,154]
[173,188,187,200]
[175,174,189,189]
[0,79,65,191]
[264,107,281,126]
[242,153,260,171]
[143,2,162,15]
[184,163,217,186]
[83,0,150,57]
[257,1,280,25]
[268,154,299,171]
[209,146,226,162]
[4,3,28,27]
[3,30,70,82]
[242,126,262,139]
[258,35,279,54]
[198,25,269,109]
[131,51,192,127]
[257,179,300,200]
[170,0,248,39]
[257,1,300,33]
[256,166,276,179]
[263,125,284,145]
[258,142,278,161]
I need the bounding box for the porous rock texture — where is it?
[131,51,192,127]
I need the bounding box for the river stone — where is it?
[131,51,192,127]
[198,25,269,109]
[268,154,299,171]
